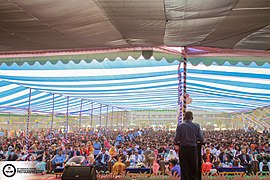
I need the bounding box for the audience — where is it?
[0,127,270,176]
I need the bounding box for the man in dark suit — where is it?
[217,147,233,166]
[69,146,81,159]
[95,148,110,172]
[174,111,204,180]
[238,149,252,175]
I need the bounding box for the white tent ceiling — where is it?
[0,0,270,53]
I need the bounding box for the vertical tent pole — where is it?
[111,107,114,130]
[26,88,32,151]
[178,62,183,124]
[106,105,109,130]
[66,96,69,141]
[90,102,93,127]
[99,104,102,130]
[50,94,55,143]
[183,47,187,120]
[79,99,83,130]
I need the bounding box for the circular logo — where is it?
[3,164,16,177]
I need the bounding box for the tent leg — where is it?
[26,88,32,151]
[183,47,187,120]
[178,62,183,124]
[66,96,69,141]
[50,94,55,144]
[79,99,83,131]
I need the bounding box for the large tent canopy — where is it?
[0,0,270,53]
[0,0,270,115]
[0,58,269,114]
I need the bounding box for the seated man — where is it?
[93,139,102,157]
[217,147,233,166]
[255,149,270,172]
[95,148,110,172]
[169,159,181,177]
[51,150,68,171]
[164,149,178,163]
[238,149,253,175]
[129,150,143,166]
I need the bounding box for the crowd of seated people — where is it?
[201,127,270,175]
[0,127,270,176]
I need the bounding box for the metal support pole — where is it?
[178,62,183,124]
[26,88,32,151]
[66,96,69,141]
[79,99,83,130]
[183,47,187,120]
[50,94,55,143]
[106,105,109,129]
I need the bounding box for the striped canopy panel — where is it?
[0,58,269,115]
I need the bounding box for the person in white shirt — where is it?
[129,150,143,166]
[216,147,221,157]
[210,144,217,156]
[165,149,178,162]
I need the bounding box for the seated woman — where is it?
[110,149,127,169]
[35,150,51,175]
[202,148,215,173]
[112,157,126,175]
[109,146,117,157]
[87,141,94,156]
[84,154,95,166]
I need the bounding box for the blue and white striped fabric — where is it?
[0,58,269,114]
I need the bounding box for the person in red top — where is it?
[80,143,89,157]
[202,148,215,173]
